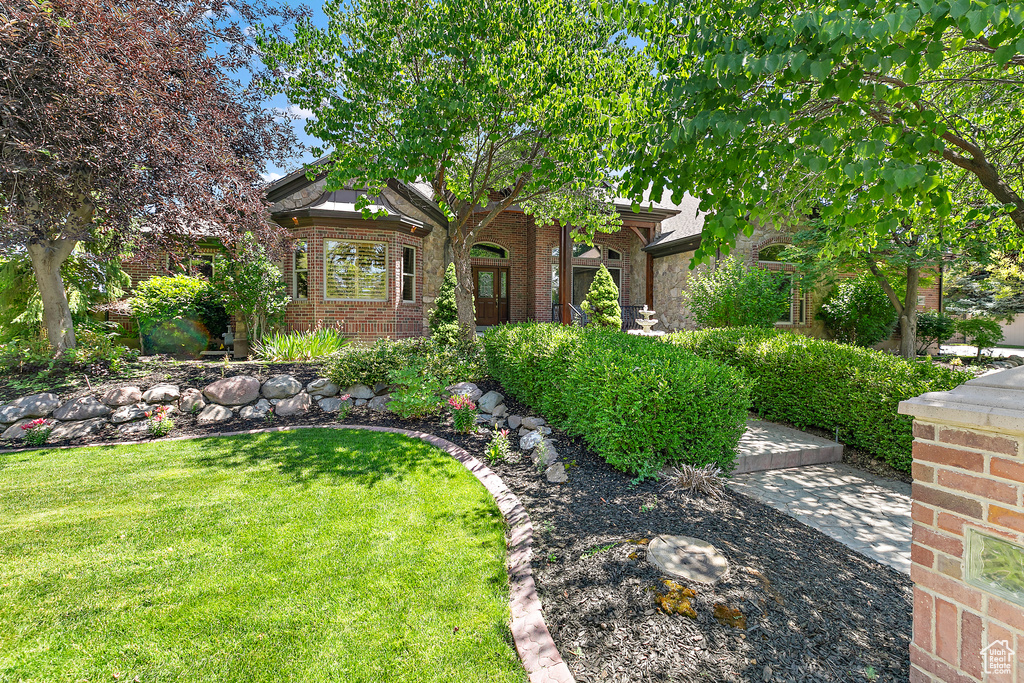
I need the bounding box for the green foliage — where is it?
[916,310,957,354]
[20,419,52,447]
[955,316,1005,358]
[580,264,622,329]
[429,263,462,347]
[817,275,897,347]
[388,361,444,419]
[130,275,227,355]
[945,255,1024,318]
[251,324,349,361]
[485,427,513,463]
[669,327,973,471]
[447,394,478,434]
[212,234,290,344]
[483,323,751,477]
[685,256,791,329]
[145,405,175,437]
[326,337,486,389]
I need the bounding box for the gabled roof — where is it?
[272,187,429,232]
[642,192,706,257]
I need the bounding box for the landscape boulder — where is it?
[368,395,392,412]
[262,374,302,399]
[1,419,33,440]
[447,381,483,402]
[520,430,544,451]
[319,396,353,413]
[197,404,233,424]
[143,384,180,404]
[52,396,112,421]
[100,386,142,407]
[477,391,505,414]
[521,416,546,430]
[179,388,206,413]
[275,392,312,416]
[306,378,340,398]
[110,405,147,424]
[346,384,375,400]
[239,399,272,420]
[545,462,567,483]
[49,417,107,440]
[507,415,522,430]
[0,393,62,423]
[203,376,260,406]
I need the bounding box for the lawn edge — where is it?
[1,424,575,683]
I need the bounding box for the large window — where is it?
[293,240,308,300]
[470,243,508,259]
[324,240,387,301]
[402,246,416,303]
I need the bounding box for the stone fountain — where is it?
[629,305,665,337]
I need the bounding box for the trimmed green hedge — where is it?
[483,324,751,477]
[326,337,486,389]
[668,327,973,472]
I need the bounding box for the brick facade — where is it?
[900,373,1024,682]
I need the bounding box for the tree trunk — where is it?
[27,237,78,353]
[451,238,476,342]
[897,267,920,360]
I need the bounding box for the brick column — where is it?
[900,368,1024,682]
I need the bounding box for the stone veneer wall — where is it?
[900,369,1024,683]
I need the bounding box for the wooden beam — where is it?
[559,223,572,324]
[627,224,649,245]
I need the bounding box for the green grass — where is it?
[0,429,525,683]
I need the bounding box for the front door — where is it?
[473,266,509,326]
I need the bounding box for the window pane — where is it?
[325,240,387,300]
[573,242,601,259]
[470,243,508,259]
[608,268,621,295]
[758,244,789,262]
[478,271,494,298]
[607,248,622,260]
[403,246,415,274]
[194,255,214,279]
[551,248,559,305]
[500,271,507,298]
[296,271,308,299]
[294,241,308,271]
[403,274,414,302]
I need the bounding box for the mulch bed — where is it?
[1,373,912,683]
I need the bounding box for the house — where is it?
[115,169,940,349]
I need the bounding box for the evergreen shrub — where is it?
[668,327,973,471]
[483,323,750,477]
[429,263,461,347]
[817,275,896,347]
[580,264,622,329]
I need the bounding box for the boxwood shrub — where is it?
[326,337,486,389]
[483,323,751,477]
[668,327,973,472]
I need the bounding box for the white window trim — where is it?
[293,240,308,301]
[401,245,416,303]
[323,238,389,303]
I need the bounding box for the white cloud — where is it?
[262,171,284,182]
[274,104,314,121]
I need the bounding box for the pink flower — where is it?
[21,418,49,431]
[340,394,351,401]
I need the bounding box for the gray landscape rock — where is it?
[538,426,552,436]
[319,396,353,413]
[239,404,268,420]
[178,388,206,414]
[368,395,392,412]
[545,462,568,483]
[447,381,483,402]
[118,421,151,436]
[1,419,33,440]
[262,374,302,399]
[346,384,375,400]
[275,392,312,416]
[52,396,112,421]
[49,417,107,441]
[491,404,507,418]
[255,398,271,412]
[477,391,505,414]
[507,415,522,430]
[520,430,544,451]
[354,398,368,407]
[532,440,559,468]
[143,384,180,404]
[203,376,260,405]
[306,378,340,398]
[110,404,146,424]
[373,382,390,395]
[197,404,233,424]
[521,416,546,430]
[0,393,62,423]
[100,386,142,407]
[647,534,729,584]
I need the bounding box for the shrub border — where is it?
[0,425,574,683]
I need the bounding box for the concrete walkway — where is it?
[729,463,913,574]
[734,419,843,473]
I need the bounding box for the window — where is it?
[293,240,308,300]
[192,254,215,279]
[606,247,622,261]
[777,274,795,324]
[572,242,601,259]
[757,244,789,262]
[775,274,808,325]
[469,243,508,259]
[402,246,416,303]
[551,247,560,304]
[324,240,387,301]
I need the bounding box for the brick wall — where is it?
[901,372,1024,682]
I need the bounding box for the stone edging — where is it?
[0,424,575,683]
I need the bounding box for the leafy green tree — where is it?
[212,235,290,344]
[429,263,463,347]
[817,275,898,347]
[945,253,1024,318]
[955,316,1005,358]
[260,0,645,340]
[916,309,957,354]
[613,0,1024,327]
[130,275,227,355]
[581,264,622,329]
[684,256,791,329]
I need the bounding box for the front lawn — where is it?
[0,429,524,683]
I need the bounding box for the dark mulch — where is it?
[1,373,912,682]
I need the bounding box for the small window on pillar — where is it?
[402,246,416,303]
[469,243,508,259]
[606,247,622,261]
[551,247,559,304]
[293,240,308,300]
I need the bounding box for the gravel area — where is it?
[1,372,913,682]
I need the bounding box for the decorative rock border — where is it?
[0,424,574,683]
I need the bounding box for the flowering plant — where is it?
[145,405,175,437]
[447,394,477,433]
[20,418,52,447]
[337,393,352,420]
[485,427,512,463]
